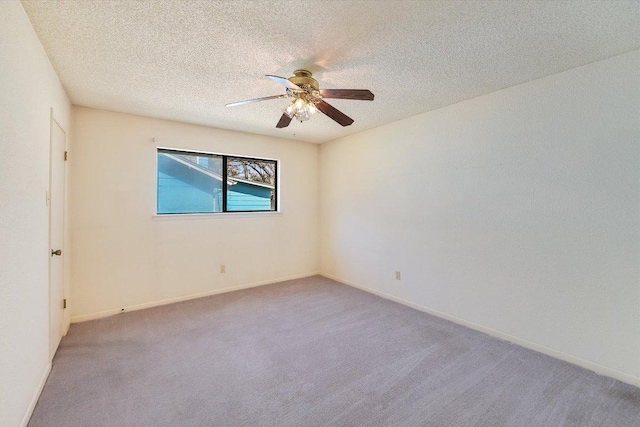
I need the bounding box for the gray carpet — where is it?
[30,275,640,426]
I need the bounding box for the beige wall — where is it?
[70,107,319,320]
[319,51,640,385]
[0,1,72,426]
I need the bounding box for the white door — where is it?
[49,118,66,359]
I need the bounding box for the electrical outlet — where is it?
[220,264,225,273]
[395,271,401,280]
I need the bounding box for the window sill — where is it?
[151,211,282,220]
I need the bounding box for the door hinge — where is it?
[64,151,68,161]
[63,299,67,309]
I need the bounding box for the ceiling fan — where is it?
[225,69,374,128]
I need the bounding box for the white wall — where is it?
[70,107,319,320]
[0,1,72,426]
[320,51,640,384]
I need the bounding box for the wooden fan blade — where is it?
[315,101,354,126]
[276,113,293,128]
[266,75,304,91]
[319,89,374,101]
[226,94,287,107]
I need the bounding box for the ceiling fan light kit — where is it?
[284,97,318,122]
[226,69,374,128]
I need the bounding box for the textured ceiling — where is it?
[21,0,640,143]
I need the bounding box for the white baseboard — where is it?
[321,273,640,388]
[20,362,51,427]
[71,272,320,323]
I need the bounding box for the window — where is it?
[157,149,277,214]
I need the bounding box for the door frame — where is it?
[48,108,68,360]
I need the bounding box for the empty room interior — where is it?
[2,1,640,426]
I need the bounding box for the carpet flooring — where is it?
[30,275,640,426]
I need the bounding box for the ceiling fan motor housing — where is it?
[288,69,319,91]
